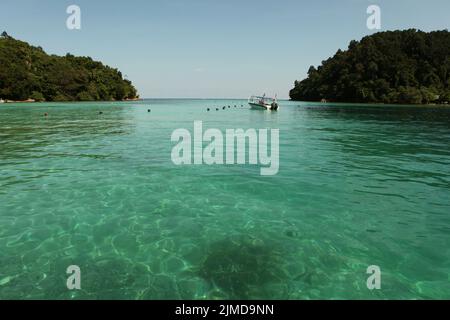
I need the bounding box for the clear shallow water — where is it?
[0,99,449,300]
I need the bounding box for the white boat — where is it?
[248,95,279,110]
[0,98,4,104]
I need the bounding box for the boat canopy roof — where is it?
[253,96,267,99]
[250,95,276,100]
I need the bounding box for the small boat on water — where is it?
[0,98,4,104]
[248,94,279,110]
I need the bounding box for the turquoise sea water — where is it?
[0,99,449,299]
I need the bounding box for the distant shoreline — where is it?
[1,98,37,103]
[2,98,449,106]
[0,97,142,104]
[289,99,450,106]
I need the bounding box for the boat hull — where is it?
[248,102,279,111]
[249,102,271,110]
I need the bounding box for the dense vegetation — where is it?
[290,29,450,104]
[0,32,138,101]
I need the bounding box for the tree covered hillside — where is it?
[0,32,138,102]
[290,30,450,104]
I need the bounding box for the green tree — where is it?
[0,34,139,102]
[290,29,450,104]
[30,91,45,102]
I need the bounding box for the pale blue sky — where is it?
[1,0,449,98]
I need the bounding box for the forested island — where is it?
[290,29,450,104]
[0,32,138,102]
